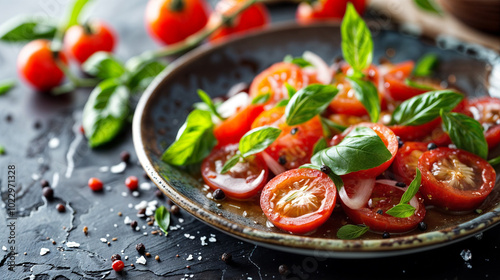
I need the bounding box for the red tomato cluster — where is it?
[200,58,499,236]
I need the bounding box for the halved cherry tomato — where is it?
[17,39,68,92]
[213,104,264,147]
[201,143,268,199]
[383,61,442,101]
[296,0,366,24]
[251,106,324,170]
[63,20,117,64]
[418,147,496,211]
[208,0,270,42]
[330,122,398,179]
[342,181,426,233]
[392,142,428,185]
[249,62,307,106]
[145,0,210,45]
[260,168,337,234]
[328,64,384,116]
[463,97,500,149]
[388,117,441,142]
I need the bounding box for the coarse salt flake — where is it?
[209,237,217,243]
[140,182,151,191]
[66,241,80,248]
[136,256,147,265]
[186,254,193,261]
[100,238,107,243]
[2,246,7,251]
[124,216,132,224]
[40,248,50,256]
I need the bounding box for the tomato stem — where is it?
[55,59,100,90]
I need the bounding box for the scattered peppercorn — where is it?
[398,139,404,148]
[278,264,289,275]
[125,176,139,191]
[155,189,164,198]
[120,151,130,163]
[395,182,406,188]
[151,230,158,235]
[155,255,160,261]
[427,143,437,150]
[136,243,146,255]
[376,209,383,215]
[186,265,191,269]
[221,252,232,263]
[107,242,111,246]
[83,226,88,235]
[56,204,66,213]
[418,221,427,231]
[88,177,103,191]
[41,179,50,188]
[145,252,151,258]
[290,127,299,135]
[176,254,180,258]
[382,232,391,239]
[118,212,122,217]
[52,240,56,245]
[112,260,125,272]
[111,254,121,261]
[33,120,42,129]
[112,237,118,241]
[170,205,180,215]
[320,165,331,175]
[5,114,12,122]
[137,208,146,217]
[213,189,225,200]
[143,172,150,180]
[278,155,287,165]
[130,264,135,267]
[42,187,54,200]
[130,220,138,229]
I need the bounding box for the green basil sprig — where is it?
[391,90,463,126]
[0,17,57,42]
[413,53,438,77]
[341,2,373,74]
[155,205,170,236]
[404,79,435,90]
[347,77,380,122]
[337,224,369,239]
[82,79,130,147]
[413,0,442,15]
[283,55,312,68]
[162,109,217,166]
[488,156,500,166]
[198,89,225,121]
[441,111,488,159]
[386,168,422,218]
[82,52,125,80]
[124,58,167,92]
[0,80,16,95]
[312,138,328,156]
[251,93,270,105]
[221,126,281,173]
[285,84,338,126]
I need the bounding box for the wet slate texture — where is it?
[1,0,500,279]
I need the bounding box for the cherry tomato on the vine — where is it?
[201,143,269,199]
[418,147,496,211]
[63,20,117,64]
[208,0,270,42]
[260,168,337,234]
[17,39,68,92]
[296,0,366,24]
[145,0,210,45]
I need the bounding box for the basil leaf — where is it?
[337,224,369,239]
[126,58,167,92]
[0,16,57,42]
[413,0,441,14]
[220,154,241,174]
[239,126,281,158]
[391,90,464,126]
[441,112,488,159]
[285,84,338,126]
[312,138,328,156]
[413,53,438,77]
[385,204,416,218]
[488,156,500,166]
[283,55,312,68]
[311,127,391,175]
[82,52,125,80]
[162,109,216,165]
[275,99,289,108]
[82,79,130,147]
[251,93,270,105]
[341,3,373,73]
[155,206,170,236]
[404,78,435,90]
[285,83,297,99]
[198,89,224,120]
[0,80,15,95]
[347,77,380,122]
[0,144,5,155]
[400,168,422,204]
[321,117,347,133]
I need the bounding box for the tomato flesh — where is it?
[342,182,426,233]
[213,104,264,147]
[463,97,500,149]
[201,144,268,199]
[260,168,337,234]
[418,147,496,211]
[392,142,428,185]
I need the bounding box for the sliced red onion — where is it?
[261,151,285,176]
[217,92,250,119]
[339,177,376,210]
[375,179,398,187]
[303,51,332,84]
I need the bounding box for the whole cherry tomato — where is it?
[208,0,270,42]
[63,20,117,64]
[145,0,210,45]
[17,39,68,92]
[296,0,366,24]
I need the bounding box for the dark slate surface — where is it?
[1,1,500,279]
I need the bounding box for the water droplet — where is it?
[460,249,472,261]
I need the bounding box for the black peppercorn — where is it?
[56,204,66,213]
[111,254,121,262]
[395,182,406,188]
[155,189,164,198]
[382,232,391,239]
[213,189,226,200]
[130,220,138,229]
[279,264,289,275]
[278,156,287,165]
[170,205,180,215]
[320,165,331,175]
[376,209,383,215]
[290,127,299,135]
[41,179,50,188]
[418,221,427,231]
[42,187,54,200]
[221,252,232,263]
[136,243,146,255]
[427,143,437,150]
[120,151,130,163]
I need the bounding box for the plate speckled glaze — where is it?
[133,22,500,258]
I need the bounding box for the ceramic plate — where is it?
[133,22,500,258]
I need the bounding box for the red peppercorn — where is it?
[88,177,103,191]
[125,176,139,191]
[112,260,125,272]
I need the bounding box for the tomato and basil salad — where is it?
[161,4,499,239]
